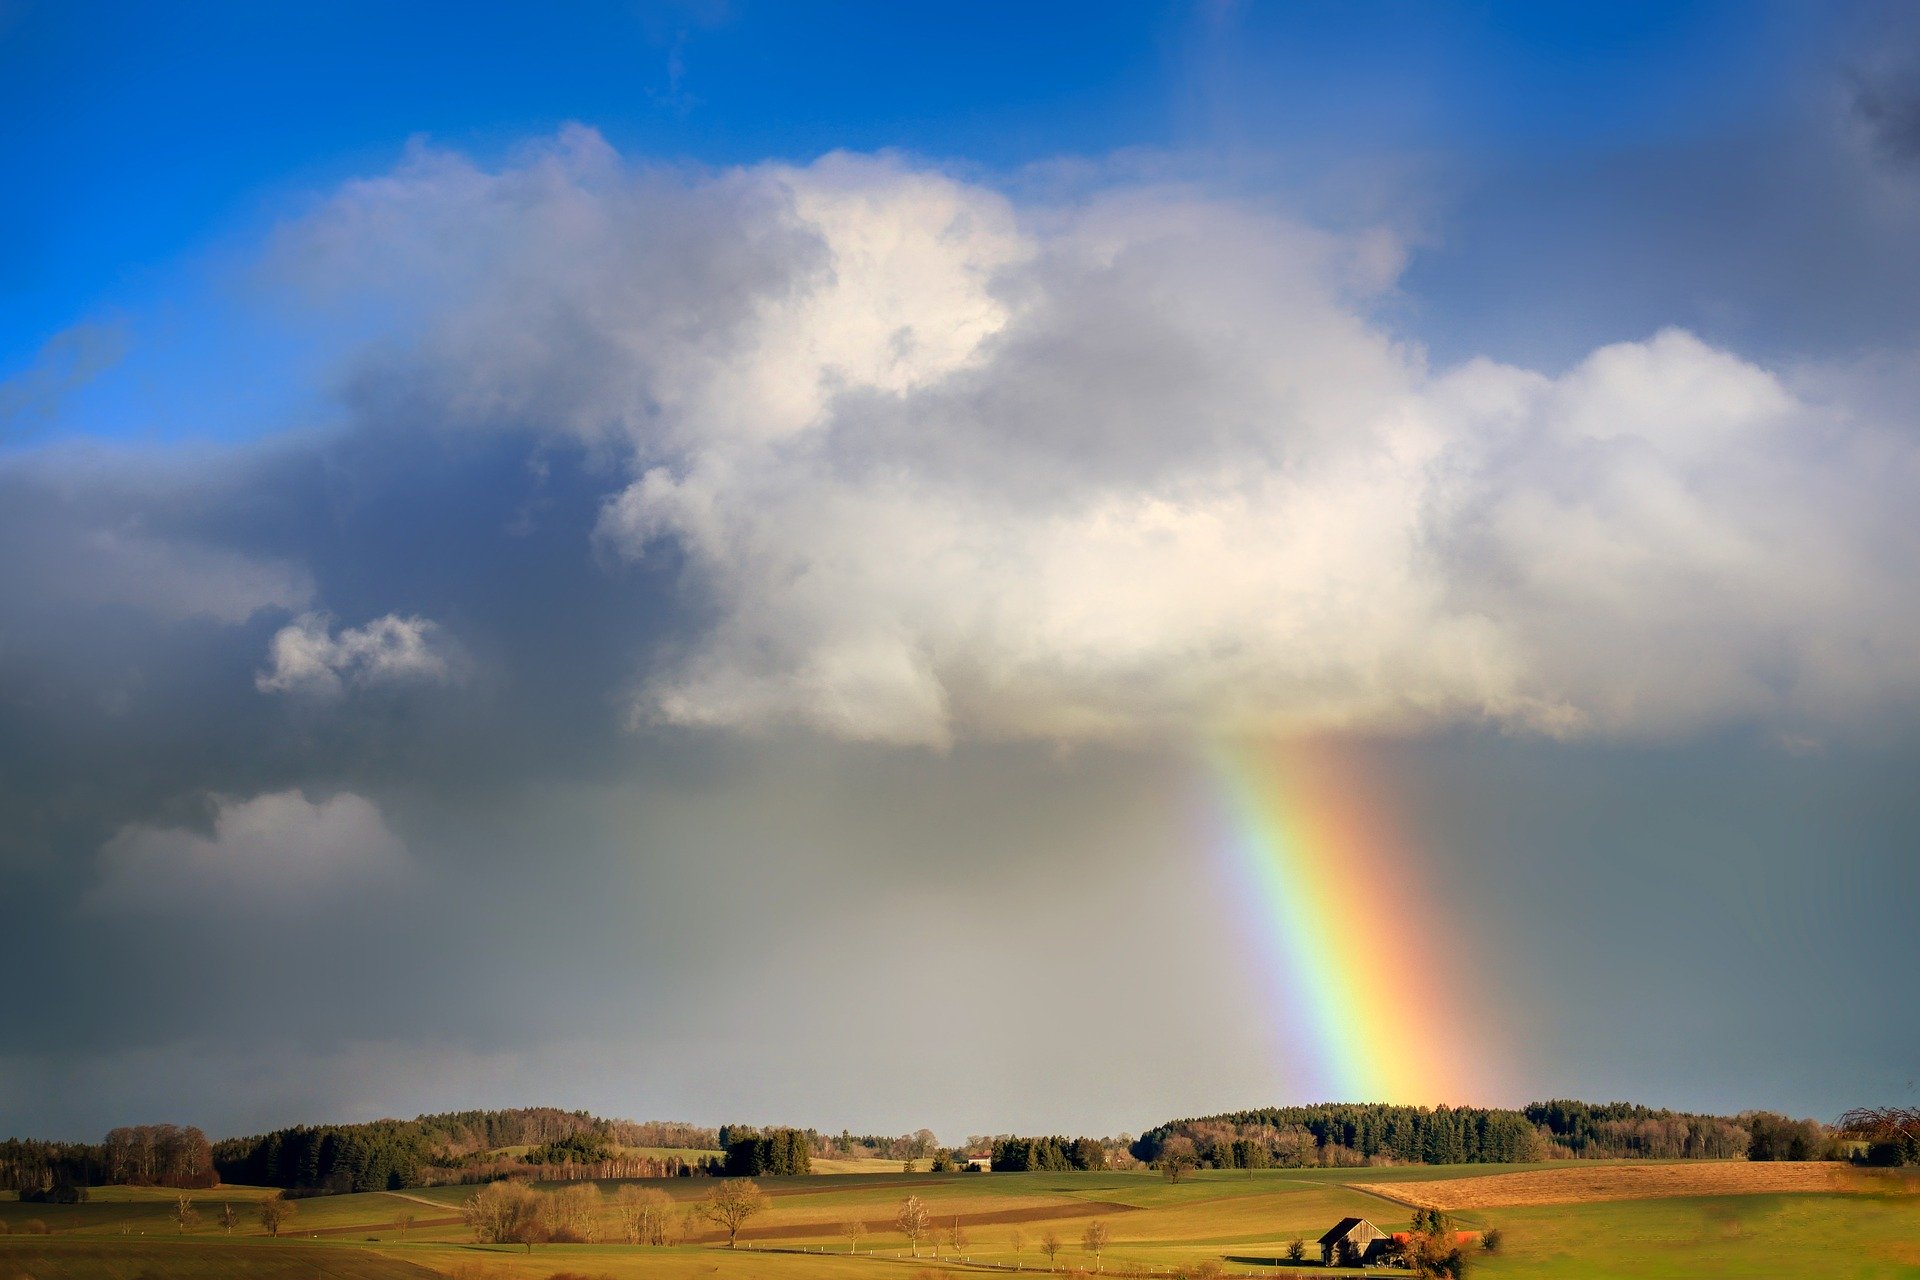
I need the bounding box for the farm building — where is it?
[1319,1217,1389,1265]
[963,1153,992,1171]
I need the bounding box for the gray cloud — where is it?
[0,459,312,628]
[1852,53,1920,167]
[85,790,412,916]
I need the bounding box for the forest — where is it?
[1134,1100,1832,1168]
[211,1109,720,1192]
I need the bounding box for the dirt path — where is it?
[383,1191,454,1211]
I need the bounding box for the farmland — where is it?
[4,1162,1915,1279]
[1350,1160,1850,1208]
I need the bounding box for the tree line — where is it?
[1137,1100,1842,1167]
[213,1107,721,1191]
[986,1135,1111,1171]
[720,1127,812,1176]
[1137,1104,1542,1167]
[1,1126,216,1198]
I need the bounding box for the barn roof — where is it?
[1318,1217,1376,1245]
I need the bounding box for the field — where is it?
[3,1162,1915,1280]
[1352,1161,1851,1208]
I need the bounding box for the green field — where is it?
[3,1164,1914,1279]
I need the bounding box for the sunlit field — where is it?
[4,1163,1914,1279]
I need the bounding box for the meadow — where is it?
[3,1162,1915,1280]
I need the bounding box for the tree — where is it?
[947,1216,969,1255]
[1009,1224,1027,1271]
[1837,1106,1920,1166]
[1157,1136,1198,1183]
[174,1194,199,1232]
[1082,1219,1109,1272]
[896,1193,932,1257]
[1286,1237,1305,1262]
[902,1158,918,1173]
[1041,1227,1062,1269]
[695,1178,766,1249]
[461,1181,548,1252]
[259,1194,296,1238]
[395,1211,415,1239]
[545,1182,601,1242]
[219,1202,237,1235]
[617,1186,675,1245]
[842,1217,867,1254]
[1401,1209,1472,1280]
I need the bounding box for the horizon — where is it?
[4,1,1918,1147]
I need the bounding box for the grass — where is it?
[2,1163,1914,1278]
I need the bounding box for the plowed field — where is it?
[1352,1161,1849,1209]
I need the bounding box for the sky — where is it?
[4,1,1919,1143]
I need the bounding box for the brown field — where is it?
[684,1197,1138,1245]
[1352,1160,1852,1209]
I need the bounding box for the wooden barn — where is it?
[1319,1217,1389,1265]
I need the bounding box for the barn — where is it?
[1318,1216,1390,1265]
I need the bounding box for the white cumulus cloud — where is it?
[86,791,412,915]
[256,612,465,698]
[272,131,1920,746]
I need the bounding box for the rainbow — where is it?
[1206,739,1477,1105]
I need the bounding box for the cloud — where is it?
[256,612,466,698]
[0,452,314,629]
[0,322,127,440]
[1852,52,1920,169]
[85,790,411,915]
[273,132,1920,746]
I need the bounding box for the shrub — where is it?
[1481,1227,1505,1253]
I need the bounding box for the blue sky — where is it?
[4,2,1919,1140]
[3,1,1829,430]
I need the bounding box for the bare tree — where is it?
[1286,1237,1306,1263]
[842,1217,868,1254]
[896,1194,932,1257]
[173,1195,199,1233]
[1082,1219,1109,1272]
[948,1216,969,1255]
[544,1182,601,1242]
[395,1211,415,1239]
[617,1186,676,1245]
[259,1194,296,1238]
[1041,1227,1062,1269]
[695,1178,766,1249]
[218,1203,237,1235]
[1009,1224,1027,1271]
[461,1181,548,1252]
